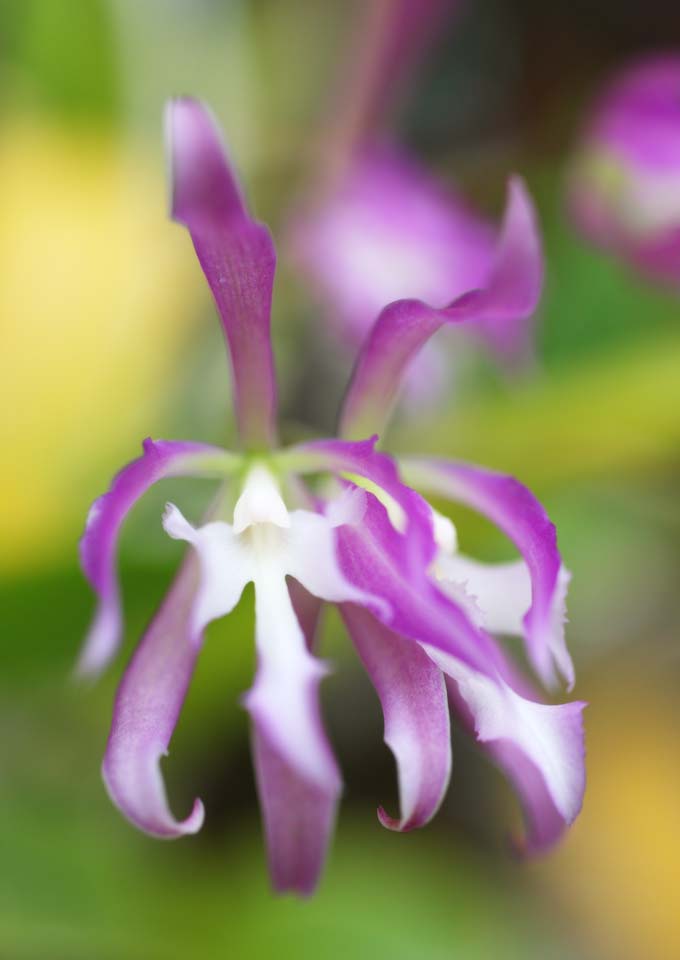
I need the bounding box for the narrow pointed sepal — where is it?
[342,604,451,832]
[102,556,206,837]
[166,98,278,449]
[78,438,236,677]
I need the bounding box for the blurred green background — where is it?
[2,1,680,957]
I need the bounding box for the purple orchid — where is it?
[79,98,585,897]
[567,54,680,285]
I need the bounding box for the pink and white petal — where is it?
[425,648,586,852]
[334,489,510,682]
[402,457,573,690]
[342,603,451,831]
[167,98,278,449]
[247,572,340,896]
[162,504,253,641]
[285,501,388,617]
[277,435,438,569]
[102,555,206,838]
[78,438,237,677]
[339,177,542,440]
[245,565,340,792]
[251,713,340,897]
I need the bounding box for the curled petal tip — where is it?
[102,750,206,839]
[377,805,415,833]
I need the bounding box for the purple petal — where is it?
[167,98,278,449]
[292,146,495,345]
[253,579,336,899]
[245,572,341,896]
[567,56,680,285]
[342,603,451,831]
[401,457,573,690]
[280,437,517,681]
[277,435,437,569]
[78,438,236,677]
[441,666,586,853]
[339,176,543,439]
[102,555,205,838]
[581,55,680,172]
[251,706,339,896]
[333,489,509,679]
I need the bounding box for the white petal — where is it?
[162,503,253,638]
[425,646,585,824]
[286,508,390,617]
[245,561,337,789]
[436,553,532,637]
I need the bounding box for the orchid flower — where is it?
[567,55,680,285]
[79,99,585,897]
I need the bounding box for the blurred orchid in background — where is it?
[290,0,536,408]
[567,55,680,286]
[78,99,585,897]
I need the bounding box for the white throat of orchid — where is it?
[161,464,385,787]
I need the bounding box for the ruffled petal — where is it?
[436,554,531,636]
[167,98,278,449]
[342,603,451,831]
[432,653,586,853]
[339,177,542,439]
[102,555,206,838]
[402,457,573,690]
[78,438,238,677]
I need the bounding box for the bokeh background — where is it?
[2,1,680,957]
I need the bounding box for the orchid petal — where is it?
[333,487,510,681]
[250,574,339,897]
[102,555,206,838]
[251,722,340,897]
[78,438,238,677]
[245,562,340,792]
[276,436,437,569]
[402,457,573,690]
[428,652,586,853]
[167,98,278,449]
[342,603,451,831]
[291,146,495,347]
[339,176,542,439]
[436,554,532,636]
[162,504,253,641]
